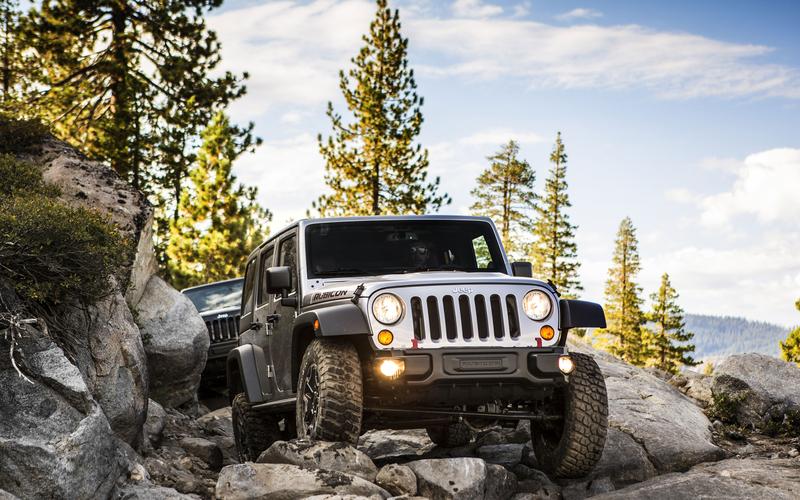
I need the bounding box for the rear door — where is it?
[270,230,299,395]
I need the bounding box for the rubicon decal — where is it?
[311,289,349,302]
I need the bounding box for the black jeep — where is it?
[227,216,608,477]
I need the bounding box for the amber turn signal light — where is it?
[377,330,394,346]
[540,325,555,340]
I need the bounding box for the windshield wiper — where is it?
[316,267,373,277]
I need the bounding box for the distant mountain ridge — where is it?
[684,313,790,360]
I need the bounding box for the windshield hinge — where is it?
[351,283,366,304]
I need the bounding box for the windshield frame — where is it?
[302,217,510,280]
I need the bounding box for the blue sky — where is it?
[207,0,800,325]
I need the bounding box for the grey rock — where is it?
[358,429,435,461]
[376,464,417,496]
[484,463,517,500]
[112,480,197,500]
[179,437,223,470]
[569,338,725,473]
[258,440,378,481]
[144,399,167,447]
[591,427,657,487]
[35,136,156,306]
[0,330,124,500]
[0,490,19,500]
[215,463,390,499]
[592,457,800,499]
[196,406,233,437]
[670,370,713,406]
[713,354,800,431]
[406,458,488,500]
[476,444,525,468]
[64,288,149,446]
[134,275,209,408]
[513,468,560,499]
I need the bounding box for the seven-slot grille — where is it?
[410,293,521,343]
[205,315,240,344]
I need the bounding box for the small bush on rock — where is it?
[0,115,49,154]
[0,195,133,305]
[707,391,744,424]
[0,154,60,198]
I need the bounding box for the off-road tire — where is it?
[231,393,281,462]
[532,353,608,478]
[296,339,363,443]
[426,421,473,447]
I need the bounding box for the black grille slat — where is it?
[475,295,489,339]
[458,295,473,340]
[506,294,520,338]
[411,297,425,340]
[490,294,504,339]
[426,296,442,341]
[443,295,458,340]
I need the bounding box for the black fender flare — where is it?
[290,302,371,390]
[226,344,271,404]
[558,299,606,345]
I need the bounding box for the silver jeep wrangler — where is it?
[227,215,608,477]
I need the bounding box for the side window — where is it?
[241,259,256,316]
[278,234,298,294]
[472,235,492,269]
[257,246,275,307]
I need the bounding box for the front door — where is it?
[251,244,275,397]
[270,231,299,396]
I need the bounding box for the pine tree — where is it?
[645,273,698,373]
[0,0,24,111]
[531,132,582,297]
[165,112,270,290]
[780,298,800,365]
[313,0,449,216]
[23,0,249,193]
[598,217,646,364]
[469,140,536,258]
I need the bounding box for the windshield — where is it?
[306,220,507,278]
[183,279,243,312]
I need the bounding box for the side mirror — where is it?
[511,262,532,277]
[266,266,292,294]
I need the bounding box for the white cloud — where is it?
[209,0,800,119]
[410,18,800,99]
[698,148,800,227]
[664,187,699,204]
[512,2,531,18]
[556,8,603,21]
[451,0,503,19]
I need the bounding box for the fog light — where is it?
[540,325,555,341]
[377,330,394,346]
[558,356,575,375]
[377,359,405,379]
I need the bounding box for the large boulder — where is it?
[134,275,209,408]
[258,440,379,482]
[712,354,800,432]
[0,326,125,499]
[592,457,800,499]
[32,136,157,306]
[215,463,390,499]
[569,338,725,473]
[66,288,149,446]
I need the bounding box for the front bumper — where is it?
[366,347,569,405]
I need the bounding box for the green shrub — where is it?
[0,115,49,154]
[707,391,744,423]
[0,154,60,198]
[0,195,133,305]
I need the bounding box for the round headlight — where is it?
[372,293,403,324]
[522,290,552,320]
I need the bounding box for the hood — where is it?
[303,271,551,307]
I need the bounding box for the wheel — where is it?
[532,353,608,478]
[426,421,473,447]
[295,339,363,443]
[231,393,281,462]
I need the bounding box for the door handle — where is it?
[249,322,263,331]
[266,313,280,324]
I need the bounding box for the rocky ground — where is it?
[2,136,800,499]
